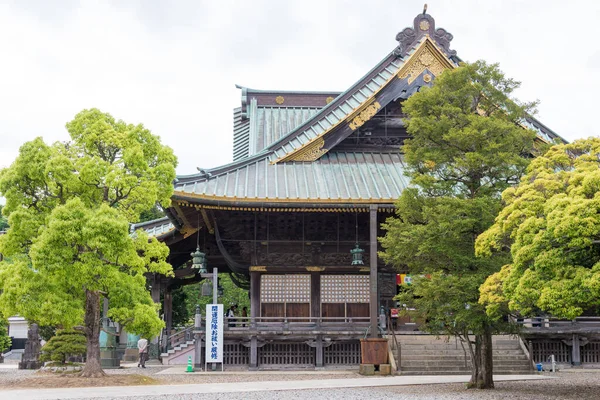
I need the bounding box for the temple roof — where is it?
[174,151,407,205]
[233,87,342,161]
[139,10,566,239]
[130,217,175,239]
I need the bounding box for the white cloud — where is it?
[0,0,597,176]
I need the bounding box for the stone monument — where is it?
[18,323,43,369]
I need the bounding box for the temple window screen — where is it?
[260,274,311,302]
[321,275,369,303]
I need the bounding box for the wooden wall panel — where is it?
[322,303,344,321]
[286,303,310,321]
[261,303,285,320]
[347,303,369,318]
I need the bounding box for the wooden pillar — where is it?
[572,334,581,366]
[369,205,378,337]
[194,306,204,369]
[315,335,324,368]
[151,274,161,303]
[249,336,258,370]
[164,288,173,338]
[250,271,260,323]
[311,272,321,322]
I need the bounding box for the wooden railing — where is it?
[387,315,401,372]
[162,325,194,353]
[220,316,370,332]
[512,316,600,329]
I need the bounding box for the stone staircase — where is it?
[160,340,195,365]
[393,334,534,375]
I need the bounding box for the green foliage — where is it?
[0,205,8,231]
[0,318,11,353]
[139,205,166,223]
[381,62,535,387]
[401,60,537,199]
[40,329,86,365]
[173,274,250,326]
[39,325,57,342]
[0,109,177,349]
[477,138,600,320]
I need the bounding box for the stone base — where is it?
[40,364,83,373]
[359,363,375,375]
[100,349,120,369]
[19,361,43,370]
[379,364,392,375]
[123,348,139,362]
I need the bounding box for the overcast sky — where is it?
[1,0,599,178]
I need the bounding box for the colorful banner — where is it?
[205,304,224,363]
[397,274,412,285]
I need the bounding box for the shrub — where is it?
[40,329,86,365]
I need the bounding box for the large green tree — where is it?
[478,138,600,320]
[0,318,10,358]
[0,205,8,231]
[0,109,177,377]
[380,61,537,389]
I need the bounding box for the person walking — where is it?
[226,304,237,328]
[137,337,148,368]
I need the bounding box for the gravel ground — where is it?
[86,371,600,400]
[2,365,600,399]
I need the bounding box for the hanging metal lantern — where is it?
[217,284,224,297]
[191,246,207,274]
[350,244,365,265]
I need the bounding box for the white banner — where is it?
[205,304,224,363]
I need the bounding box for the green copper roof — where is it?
[175,151,407,203]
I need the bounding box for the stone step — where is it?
[400,360,531,367]
[400,365,532,372]
[400,348,523,356]
[400,354,529,361]
[399,345,521,351]
[400,370,534,376]
[397,337,519,341]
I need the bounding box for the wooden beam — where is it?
[164,288,173,338]
[201,209,214,234]
[250,272,260,320]
[311,272,321,320]
[173,267,195,279]
[369,204,378,337]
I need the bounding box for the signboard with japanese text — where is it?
[205,304,223,364]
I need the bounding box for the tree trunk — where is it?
[480,325,495,389]
[467,335,482,389]
[80,289,105,377]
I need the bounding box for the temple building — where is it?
[138,10,567,370]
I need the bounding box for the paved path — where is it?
[0,374,553,400]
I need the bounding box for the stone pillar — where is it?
[124,333,141,362]
[100,298,120,368]
[369,205,379,337]
[18,323,42,370]
[249,336,258,370]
